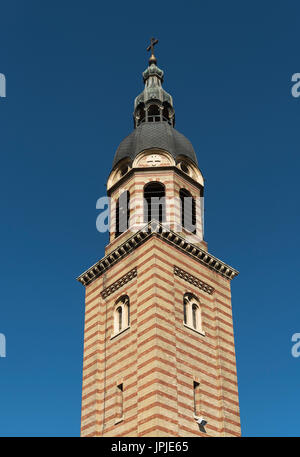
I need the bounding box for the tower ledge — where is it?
[77,221,239,287]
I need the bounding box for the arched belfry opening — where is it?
[144,182,166,223]
[147,104,160,122]
[115,191,130,238]
[180,188,196,234]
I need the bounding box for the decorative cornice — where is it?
[77,221,239,286]
[174,266,215,295]
[101,268,137,299]
[107,165,203,195]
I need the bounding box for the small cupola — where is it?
[133,38,175,128]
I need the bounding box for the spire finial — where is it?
[147,37,158,65]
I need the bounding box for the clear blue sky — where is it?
[0,0,299,437]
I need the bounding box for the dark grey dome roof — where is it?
[113,122,198,168]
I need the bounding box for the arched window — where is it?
[183,296,188,325]
[192,303,198,329]
[120,165,129,177]
[180,188,196,234]
[147,104,160,122]
[183,293,203,333]
[117,306,122,332]
[113,295,130,335]
[115,191,130,238]
[144,182,166,223]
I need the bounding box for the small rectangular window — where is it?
[116,383,124,420]
[193,381,201,416]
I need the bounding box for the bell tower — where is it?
[78,40,241,437]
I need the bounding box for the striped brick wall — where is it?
[80,235,240,437]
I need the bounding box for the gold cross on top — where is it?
[147,37,158,63]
